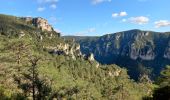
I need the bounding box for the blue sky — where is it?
[0,0,170,36]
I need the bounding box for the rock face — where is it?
[130,44,155,60]
[45,42,82,60]
[75,29,166,62]
[88,53,95,61]
[164,47,170,59]
[164,41,170,59]
[67,29,170,80]
[22,17,53,32]
[32,17,53,31]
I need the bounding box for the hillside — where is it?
[65,29,170,80]
[0,14,155,100]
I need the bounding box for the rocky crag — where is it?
[64,29,170,80]
[21,17,53,32]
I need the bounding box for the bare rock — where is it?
[22,17,53,32]
[88,53,95,61]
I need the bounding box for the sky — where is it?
[0,0,170,36]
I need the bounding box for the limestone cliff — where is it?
[45,42,82,60]
[65,29,170,80]
[164,41,170,59]
[21,17,53,32]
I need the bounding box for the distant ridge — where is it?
[64,29,170,80]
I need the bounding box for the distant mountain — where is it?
[64,29,170,80]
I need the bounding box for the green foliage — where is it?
[157,65,170,87]
[0,36,150,99]
[144,65,170,100]
[0,14,152,100]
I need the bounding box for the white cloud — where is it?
[37,0,58,11]
[112,13,119,17]
[112,11,127,18]
[37,7,46,12]
[128,16,149,25]
[155,20,170,28]
[119,11,127,17]
[92,0,112,5]
[38,0,58,3]
[50,4,57,9]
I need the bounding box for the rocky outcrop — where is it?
[32,17,53,31]
[108,69,121,77]
[164,41,170,59]
[164,47,170,59]
[96,63,100,68]
[130,45,155,60]
[21,17,53,32]
[88,53,95,61]
[19,31,25,38]
[45,43,82,60]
